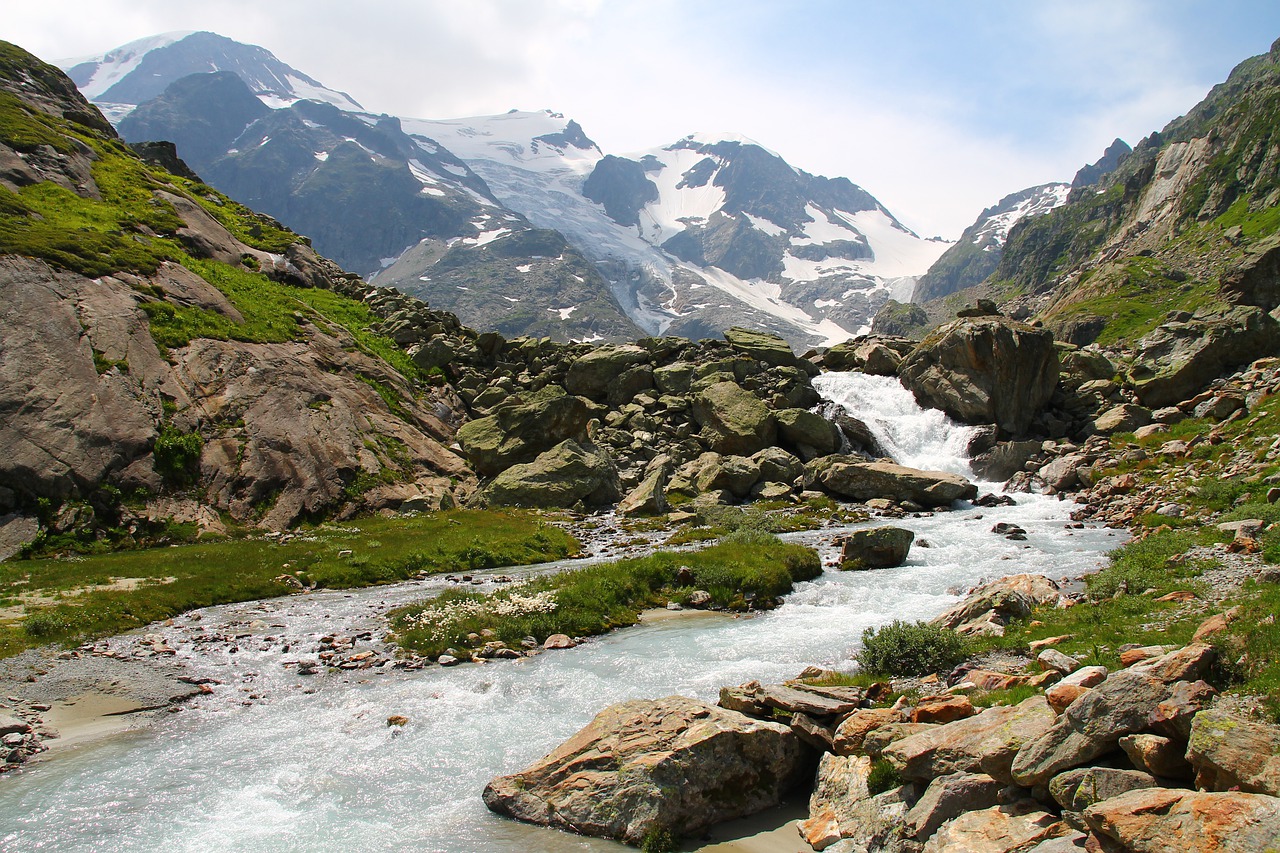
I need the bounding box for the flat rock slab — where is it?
[1085,787,1280,852]
[759,684,861,718]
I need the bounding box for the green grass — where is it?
[389,533,821,658]
[0,510,579,657]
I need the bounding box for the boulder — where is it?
[456,386,591,477]
[862,723,939,758]
[482,696,810,846]
[833,708,906,756]
[807,456,977,507]
[898,316,1059,435]
[932,574,1063,637]
[838,526,915,570]
[723,327,817,375]
[1186,709,1280,796]
[750,446,804,487]
[1084,788,1280,853]
[905,772,1004,842]
[1092,403,1153,434]
[884,696,1058,784]
[1130,305,1280,408]
[776,408,839,460]
[921,801,1068,853]
[800,753,917,852]
[483,440,620,509]
[1010,645,1217,787]
[1118,733,1194,780]
[617,455,671,517]
[564,345,651,400]
[911,695,976,725]
[759,684,861,718]
[1048,767,1159,812]
[971,440,1043,482]
[694,453,761,498]
[1037,649,1081,676]
[691,381,777,456]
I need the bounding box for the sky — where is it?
[7,0,1280,239]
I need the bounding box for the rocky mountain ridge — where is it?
[65,31,950,349]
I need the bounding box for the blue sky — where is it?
[8,0,1280,237]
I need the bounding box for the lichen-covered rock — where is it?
[1048,767,1159,812]
[724,327,817,374]
[1186,709,1280,796]
[839,526,915,570]
[482,440,619,508]
[455,385,591,477]
[905,772,1004,842]
[884,696,1057,785]
[898,316,1059,435]
[801,753,918,852]
[932,574,1063,637]
[775,408,839,460]
[691,380,777,456]
[564,344,651,400]
[617,454,671,516]
[1010,645,1218,787]
[482,696,810,846]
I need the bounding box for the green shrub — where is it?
[856,620,970,677]
[866,758,902,795]
[153,426,204,485]
[641,826,676,853]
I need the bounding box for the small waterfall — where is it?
[813,371,982,479]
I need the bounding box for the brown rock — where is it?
[905,771,1004,842]
[800,753,872,850]
[884,696,1057,784]
[912,695,976,725]
[790,712,835,752]
[542,634,576,650]
[921,800,1069,853]
[861,722,938,759]
[1046,683,1092,715]
[833,708,905,756]
[1118,733,1194,780]
[1084,788,1280,852]
[1049,767,1159,812]
[759,684,861,718]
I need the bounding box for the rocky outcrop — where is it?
[806,457,977,507]
[482,696,811,846]
[898,316,1059,436]
[932,574,1064,637]
[692,380,778,456]
[1129,306,1280,408]
[455,386,592,477]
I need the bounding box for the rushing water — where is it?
[0,374,1124,852]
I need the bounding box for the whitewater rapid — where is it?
[0,373,1123,852]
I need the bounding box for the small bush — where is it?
[856,620,970,677]
[153,426,204,485]
[866,759,902,796]
[641,826,676,853]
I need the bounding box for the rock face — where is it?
[807,457,977,507]
[482,696,811,846]
[898,316,1059,436]
[838,526,915,569]
[1129,306,1280,408]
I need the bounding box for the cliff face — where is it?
[0,41,474,543]
[987,39,1280,346]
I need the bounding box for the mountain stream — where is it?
[0,373,1124,851]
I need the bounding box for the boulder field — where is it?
[483,632,1280,853]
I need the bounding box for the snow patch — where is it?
[71,31,195,99]
[552,307,577,320]
[743,213,787,237]
[313,151,329,162]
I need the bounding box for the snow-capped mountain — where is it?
[912,138,1133,305]
[66,31,951,347]
[399,113,951,345]
[912,182,1070,303]
[63,31,363,122]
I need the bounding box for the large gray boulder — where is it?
[691,380,777,456]
[456,385,592,477]
[482,696,810,846]
[898,315,1059,435]
[775,408,839,460]
[807,456,977,507]
[564,344,651,400]
[1130,305,1280,408]
[723,327,818,375]
[483,440,619,508]
[839,527,915,570]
